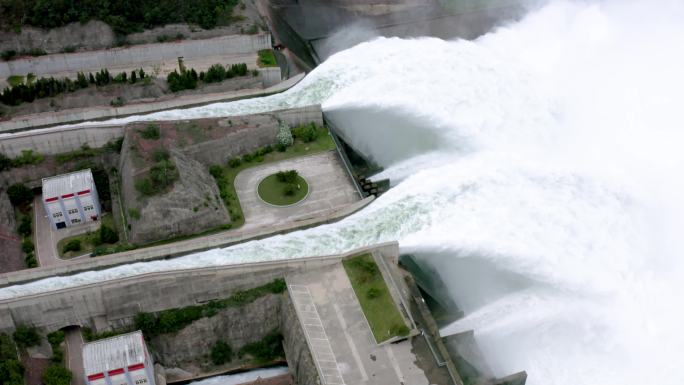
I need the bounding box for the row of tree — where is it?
[0,68,149,106]
[166,63,250,92]
[0,0,239,34]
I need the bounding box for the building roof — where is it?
[83,331,147,375]
[42,169,94,198]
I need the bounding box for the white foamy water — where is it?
[188,367,288,385]
[3,1,684,384]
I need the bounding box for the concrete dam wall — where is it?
[0,34,271,78]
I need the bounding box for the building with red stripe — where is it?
[83,331,155,385]
[42,169,101,230]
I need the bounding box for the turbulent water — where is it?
[4,1,684,384]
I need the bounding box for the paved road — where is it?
[64,326,85,385]
[234,151,360,231]
[287,263,430,385]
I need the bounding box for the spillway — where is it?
[4,1,684,384]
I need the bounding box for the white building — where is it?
[83,331,155,385]
[42,169,101,230]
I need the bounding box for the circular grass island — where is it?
[257,170,309,206]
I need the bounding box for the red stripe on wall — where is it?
[87,373,104,381]
[108,369,125,376]
[45,197,58,202]
[77,189,91,195]
[128,363,145,371]
[62,193,74,198]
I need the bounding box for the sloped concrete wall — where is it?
[0,34,271,78]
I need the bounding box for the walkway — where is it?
[234,151,360,231]
[64,326,85,385]
[287,263,430,385]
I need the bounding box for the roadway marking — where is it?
[289,284,346,385]
[385,344,405,383]
[333,303,369,382]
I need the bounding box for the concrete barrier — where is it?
[0,34,271,78]
[0,195,374,288]
[0,73,305,133]
[0,102,320,158]
[0,241,398,333]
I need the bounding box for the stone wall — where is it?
[149,294,283,368]
[281,292,320,385]
[0,34,271,78]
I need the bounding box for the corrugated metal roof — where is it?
[83,331,146,375]
[42,169,94,198]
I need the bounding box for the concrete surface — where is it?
[64,326,85,385]
[287,263,430,385]
[235,151,360,231]
[34,195,98,267]
[0,73,304,133]
[0,242,398,333]
[0,34,271,79]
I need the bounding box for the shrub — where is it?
[228,157,242,168]
[242,153,254,163]
[47,331,65,347]
[204,64,226,83]
[276,170,298,184]
[7,183,33,206]
[282,183,296,196]
[133,313,157,336]
[389,324,410,337]
[276,121,293,148]
[62,239,82,254]
[366,287,381,299]
[12,150,44,166]
[128,208,141,220]
[12,325,40,348]
[152,148,170,162]
[1,50,17,61]
[50,346,63,363]
[135,179,155,196]
[293,123,319,143]
[150,160,179,189]
[99,225,119,244]
[238,331,284,363]
[17,215,31,237]
[139,124,160,140]
[209,165,224,179]
[42,365,72,385]
[21,239,34,254]
[105,137,124,153]
[25,254,37,268]
[110,97,125,107]
[0,153,11,171]
[0,359,24,385]
[211,341,233,365]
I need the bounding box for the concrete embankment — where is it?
[0,34,271,79]
[0,195,374,288]
[0,102,317,158]
[0,72,299,134]
[0,242,396,332]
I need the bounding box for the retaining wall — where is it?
[0,242,398,334]
[0,34,271,78]
[0,103,322,158]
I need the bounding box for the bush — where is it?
[12,325,40,348]
[293,123,319,143]
[47,331,65,347]
[228,158,241,168]
[0,153,11,171]
[42,365,72,385]
[204,64,226,83]
[366,287,381,299]
[276,121,293,148]
[17,215,32,237]
[25,254,37,268]
[276,170,298,184]
[152,148,170,162]
[150,160,179,189]
[12,150,44,166]
[211,341,233,365]
[62,239,82,254]
[238,331,284,363]
[139,124,160,140]
[7,184,33,206]
[135,179,155,196]
[0,359,24,385]
[209,165,224,179]
[128,208,141,220]
[282,183,296,196]
[1,50,17,61]
[21,239,34,254]
[99,225,119,244]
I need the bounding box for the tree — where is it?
[99,225,119,244]
[62,239,81,254]
[12,325,40,348]
[130,70,137,84]
[276,122,293,149]
[42,365,72,385]
[211,341,233,365]
[7,184,33,206]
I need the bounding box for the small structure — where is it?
[83,331,155,385]
[42,169,101,229]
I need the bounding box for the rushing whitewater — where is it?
[4,1,684,384]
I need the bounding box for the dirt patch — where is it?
[22,356,51,385]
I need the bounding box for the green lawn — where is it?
[57,215,119,258]
[343,254,410,343]
[7,75,24,87]
[258,174,308,206]
[257,49,278,67]
[214,125,336,228]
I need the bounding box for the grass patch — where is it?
[257,173,308,206]
[7,75,24,87]
[257,49,278,67]
[213,124,335,229]
[56,215,119,258]
[343,254,409,343]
